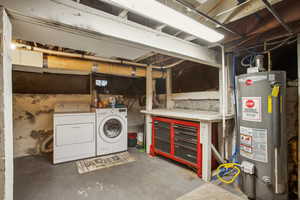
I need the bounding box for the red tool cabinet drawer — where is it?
[151,117,203,177]
[155,138,171,154]
[174,144,197,164]
[151,117,218,177]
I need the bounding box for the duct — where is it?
[261,0,293,34]
[12,47,165,78]
[46,56,165,78]
[174,0,243,37]
[14,42,163,69]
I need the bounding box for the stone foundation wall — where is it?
[13,94,144,158]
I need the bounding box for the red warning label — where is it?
[246,100,255,108]
[242,97,261,122]
[245,79,253,86]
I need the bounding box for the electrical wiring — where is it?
[240,54,255,68]
[232,35,297,54]
[236,35,296,68]
[216,163,241,184]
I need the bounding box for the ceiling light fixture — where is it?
[106,0,224,43]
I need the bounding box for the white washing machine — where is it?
[96,108,128,156]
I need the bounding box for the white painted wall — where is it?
[0,8,13,200]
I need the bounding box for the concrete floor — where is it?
[14,149,205,200]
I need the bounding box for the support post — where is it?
[200,122,212,181]
[166,68,173,109]
[0,8,13,200]
[146,66,153,154]
[297,34,300,200]
[218,45,228,160]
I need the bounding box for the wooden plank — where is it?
[200,122,212,181]
[145,66,153,153]
[0,7,13,200]
[2,0,221,66]
[166,68,173,109]
[297,33,300,199]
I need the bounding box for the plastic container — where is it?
[128,132,137,147]
[137,132,143,146]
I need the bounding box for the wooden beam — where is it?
[155,24,167,31]
[118,9,128,19]
[200,122,212,181]
[0,7,13,200]
[134,52,156,62]
[2,0,221,67]
[164,60,185,68]
[297,33,300,199]
[166,68,173,109]
[146,66,153,153]
[184,35,197,41]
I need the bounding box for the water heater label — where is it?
[242,97,261,122]
[240,126,268,163]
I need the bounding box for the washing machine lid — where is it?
[99,115,125,143]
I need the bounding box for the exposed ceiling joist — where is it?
[149,56,175,65]
[164,60,185,69]
[214,0,283,24]
[134,52,157,62]
[2,0,220,67]
[155,24,167,31]
[184,35,197,41]
[118,9,128,19]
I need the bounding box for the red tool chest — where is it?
[150,117,217,177]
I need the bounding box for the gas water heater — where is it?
[236,56,288,200]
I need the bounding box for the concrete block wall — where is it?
[174,99,219,112]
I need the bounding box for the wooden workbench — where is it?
[141,109,233,122]
[141,108,234,182]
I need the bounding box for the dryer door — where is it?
[99,115,125,143]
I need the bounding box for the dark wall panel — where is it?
[172,61,219,93]
[13,71,90,94]
[13,71,147,95]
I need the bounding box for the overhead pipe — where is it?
[174,0,243,37]
[215,0,251,17]
[261,0,293,34]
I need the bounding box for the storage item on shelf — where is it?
[137,132,144,147]
[128,132,137,147]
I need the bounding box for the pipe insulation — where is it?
[12,45,166,78]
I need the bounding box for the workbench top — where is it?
[141,109,234,122]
